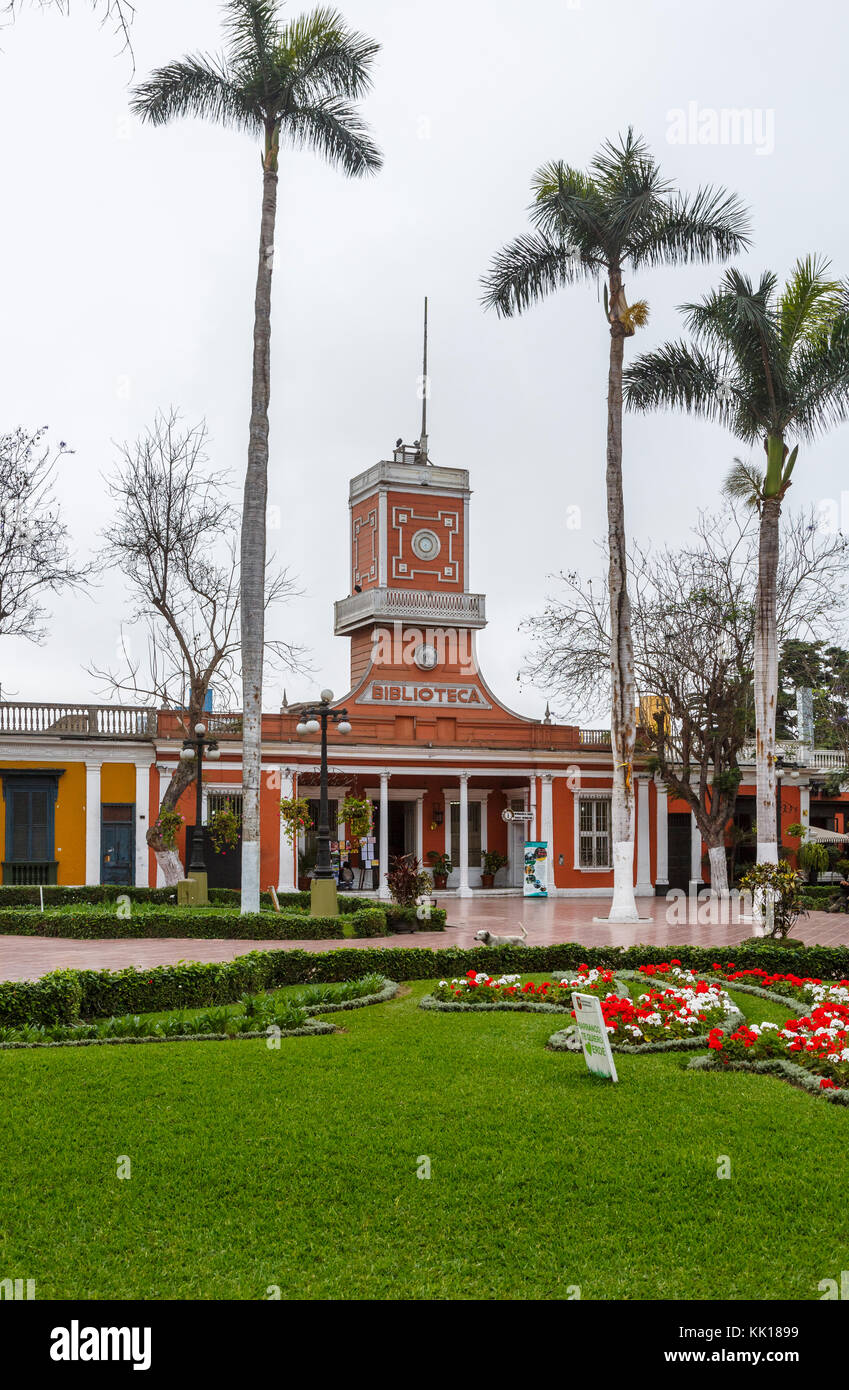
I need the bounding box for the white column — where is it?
[529,774,538,840]
[278,768,296,891]
[690,811,704,886]
[540,773,554,894]
[84,759,102,886]
[378,771,390,900]
[655,779,668,890]
[799,784,811,832]
[635,776,653,896]
[155,765,173,887]
[135,762,150,887]
[458,771,471,897]
[378,491,388,586]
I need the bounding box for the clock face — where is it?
[414,643,439,671]
[411,528,441,561]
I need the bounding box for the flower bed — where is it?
[420,966,629,1014]
[689,1003,849,1098]
[707,963,849,1009]
[548,969,743,1053]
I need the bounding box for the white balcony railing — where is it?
[738,741,847,771]
[0,702,157,738]
[334,587,487,634]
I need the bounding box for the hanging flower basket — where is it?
[208,801,241,855]
[280,795,313,844]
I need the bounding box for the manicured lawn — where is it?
[1,979,846,1300]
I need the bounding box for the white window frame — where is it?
[574,792,613,871]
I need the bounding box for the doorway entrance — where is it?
[371,800,416,862]
[506,797,527,887]
[667,812,691,893]
[101,804,135,885]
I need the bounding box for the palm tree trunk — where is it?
[754,495,780,865]
[605,272,639,922]
[240,143,278,913]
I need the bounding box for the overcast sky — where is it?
[3,0,848,723]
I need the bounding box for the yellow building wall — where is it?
[101,764,136,804]
[0,759,86,885]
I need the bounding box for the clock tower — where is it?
[333,438,487,691]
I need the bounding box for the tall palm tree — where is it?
[624,257,849,867]
[481,130,749,921]
[131,1,382,911]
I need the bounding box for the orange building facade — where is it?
[1,440,847,894]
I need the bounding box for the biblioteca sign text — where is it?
[362,681,491,708]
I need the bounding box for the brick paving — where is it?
[1,896,847,983]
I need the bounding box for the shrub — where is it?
[8,941,849,1029]
[384,904,447,932]
[738,862,807,938]
[385,854,432,906]
[0,905,392,941]
[0,971,82,1027]
[799,841,831,884]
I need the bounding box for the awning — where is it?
[807,825,849,844]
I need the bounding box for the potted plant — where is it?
[385,854,432,908]
[480,849,509,888]
[427,850,452,889]
[297,848,316,893]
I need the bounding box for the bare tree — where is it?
[0,425,91,646]
[3,1,135,63]
[92,409,305,884]
[525,504,849,894]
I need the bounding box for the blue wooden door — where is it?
[101,804,135,885]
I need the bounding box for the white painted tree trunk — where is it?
[707,843,729,896]
[754,496,780,866]
[605,279,639,923]
[152,847,184,887]
[240,147,278,914]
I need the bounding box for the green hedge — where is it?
[0,884,377,912]
[0,905,391,940]
[0,971,83,1027]
[0,886,447,933]
[6,938,849,1028]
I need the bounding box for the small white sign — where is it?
[570,992,618,1083]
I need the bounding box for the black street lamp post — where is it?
[296,690,351,916]
[179,721,220,897]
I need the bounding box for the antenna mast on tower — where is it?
[418,296,429,464]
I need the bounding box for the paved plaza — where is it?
[1,896,846,982]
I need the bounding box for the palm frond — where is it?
[222,0,281,74]
[628,185,751,269]
[282,6,381,101]
[723,458,764,508]
[284,95,382,175]
[480,231,596,317]
[778,254,844,355]
[528,160,608,256]
[623,340,760,438]
[786,323,849,439]
[130,53,260,133]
